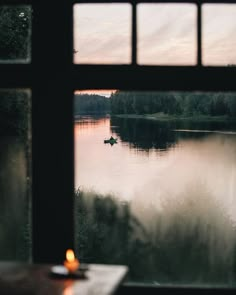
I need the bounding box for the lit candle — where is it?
[64,249,80,273]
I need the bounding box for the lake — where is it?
[74,115,236,285]
[75,116,236,222]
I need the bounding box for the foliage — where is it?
[110,91,236,118]
[74,94,111,115]
[0,6,31,60]
[75,188,236,285]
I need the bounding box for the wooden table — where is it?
[0,262,128,295]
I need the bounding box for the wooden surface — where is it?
[0,262,128,295]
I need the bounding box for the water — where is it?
[74,115,236,285]
[75,116,236,220]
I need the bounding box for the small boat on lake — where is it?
[104,136,117,144]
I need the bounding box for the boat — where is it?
[104,137,117,144]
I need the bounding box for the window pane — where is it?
[0,89,31,261]
[0,6,31,63]
[137,4,197,65]
[73,4,131,64]
[74,90,236,285]
[203,4,236,66]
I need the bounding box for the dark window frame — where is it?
[0,0,236,293]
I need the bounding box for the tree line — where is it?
[110,91,236,117]
[74,94,111,115]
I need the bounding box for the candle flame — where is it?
[66,249,75,262]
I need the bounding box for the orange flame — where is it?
[64,249,79,272]
[66,249,75,262]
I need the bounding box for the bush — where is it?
[74,186,236,285]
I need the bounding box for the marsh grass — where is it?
[75,186,236,285]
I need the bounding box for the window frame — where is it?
[0,0,236,293]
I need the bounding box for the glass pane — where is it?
[0,89,31,261]
[73,4,131,64]
[138,4,197,65]
[0,6,31,63]
[203,4,236,66]
[74,90,236,286]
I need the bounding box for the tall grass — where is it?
[74,186,236,285]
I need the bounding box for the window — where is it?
[74,3,132,64]
[0,5,32,261]
[0,6,31,62]
[202,4,236,66]
[74,90,236,285]
[0,89,31,261]
[137,3,197,65]
[1,0,236,293]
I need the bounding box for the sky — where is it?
[73,3,236,66]
[74,89,116,97]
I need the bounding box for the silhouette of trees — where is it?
[110,91,236,117]
[74,94,111,115]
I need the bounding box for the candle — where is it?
[64,249,80,273]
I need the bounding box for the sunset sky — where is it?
[74,89,116,97]
[73,3,236,66]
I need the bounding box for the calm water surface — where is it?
[75,116,236,222]
[74,115,236,284]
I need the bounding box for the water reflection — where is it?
[75,116,236,285]
[111,116,236,151]
[110,117,177,151]
[75,116,236,210]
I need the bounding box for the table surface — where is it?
[0,262,128,295]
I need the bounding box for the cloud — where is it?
[74,3,236,65]
[74,3,131,64]
[137,4,196,65]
